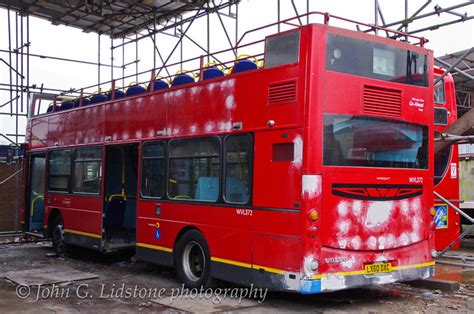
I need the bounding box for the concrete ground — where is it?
[1,239,474,313]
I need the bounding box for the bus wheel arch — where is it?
[47,208,62,237]
[173,227,212,288]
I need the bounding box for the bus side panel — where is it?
[136,201,253,283]
[136,200,301,285]
[104,95,166,141]
[252,234,301,290]
[47,194,103,244]
[80,106,106,145]
[434,146,460,250]
[30,117,49,149]
[43,107,106,148]
[253,129,303,210]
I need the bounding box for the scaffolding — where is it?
[0,0,473,146]
[0,0,241,147]
[0,0,473,234]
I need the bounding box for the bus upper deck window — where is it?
[264,31,300,68]
[373,48,395,77]
[326,34,428,87]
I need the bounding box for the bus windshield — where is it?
[323,115,428,169]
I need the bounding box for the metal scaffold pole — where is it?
[98,33,101,90]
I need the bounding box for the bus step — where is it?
[24,231,44,239]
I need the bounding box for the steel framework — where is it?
[0,0,473,233]
[0,0,473,146]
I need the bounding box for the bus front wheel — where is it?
[52,217,67,255]
[175,230,212,288]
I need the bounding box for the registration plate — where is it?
[364,262,392,275]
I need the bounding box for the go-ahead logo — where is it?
[409,97,424,112]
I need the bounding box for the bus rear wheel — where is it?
[175,230,212,288]
[52,217,67,255]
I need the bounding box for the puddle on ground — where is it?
[434,263,474,284]
[461,270,474,284]
[434,264,462,282]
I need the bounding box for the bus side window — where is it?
[73,146,102,194]
[168,138,220,202]
[141,141,165,198]
[434,108,448,126]
[434,79,445,104]
[48,149,72,192]
[224,134,252,204]
[264,31,300,68]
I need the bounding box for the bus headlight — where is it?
[430,207,436,217]
[431,249,437,258]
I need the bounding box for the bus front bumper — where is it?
[300,263,434,294]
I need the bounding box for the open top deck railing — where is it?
[30,11,429,117]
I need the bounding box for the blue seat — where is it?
[225,177,248,203]
[126,85,146,96]
[172,73,195,87]
[195,177,219,201]
[90,93,107,104]
[46,105,60,113]
[203,67,224,80]
[104,196,126,234]
[107,89,126,100]
[73,98,91,107]
[60,101,74,110]
[232,60,258,74]
[147,79,169,92]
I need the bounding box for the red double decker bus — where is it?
[433,69,460,251]
[23,13,435,294]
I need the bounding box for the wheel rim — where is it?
[53,224,65,251]
[182,241,205,282]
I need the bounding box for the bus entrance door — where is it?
[27,153,46,232]
[103,144,138,251]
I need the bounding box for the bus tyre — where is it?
[175,230,212,288]
[52,218,67,256]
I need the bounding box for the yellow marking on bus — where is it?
[253,264,287,275]
[310,261,436,279]
[64,229,102,239]
[211,257,287,275]
[136,242,173,253]
[311,270,365,279]
[132,246,435,279]
[211,257,253,269]
[392,261,435,271]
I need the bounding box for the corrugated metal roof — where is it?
[437,48,474,89]
[0,0,211,38]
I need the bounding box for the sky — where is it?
[0,0,473,144]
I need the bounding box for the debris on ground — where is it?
[0,242,473,312]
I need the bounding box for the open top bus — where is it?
[22,12,435,294]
